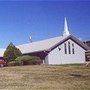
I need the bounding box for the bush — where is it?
[15,55,42,65]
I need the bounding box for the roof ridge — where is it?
[17,36,62,47]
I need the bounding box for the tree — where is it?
[3,42,22,62]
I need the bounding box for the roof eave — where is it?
[22,49,50,55]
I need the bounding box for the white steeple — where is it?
[63,17,70,36]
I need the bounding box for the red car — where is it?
[0,59,7,67]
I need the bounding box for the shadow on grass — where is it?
[69,73,90,78]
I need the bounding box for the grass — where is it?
[0,64,89,90]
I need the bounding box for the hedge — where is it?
[15,55,42,65]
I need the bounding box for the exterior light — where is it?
[58,47,61,51]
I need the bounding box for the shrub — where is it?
[15,55,42,65]
[3,42,22,62]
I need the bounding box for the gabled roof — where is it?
[17,35,90,54]
[49,35,90,51]
[17,35,68,54]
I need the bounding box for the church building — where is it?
[17,18,90,64]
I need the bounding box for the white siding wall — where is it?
[44,55,49,64]
[45,39,85,64]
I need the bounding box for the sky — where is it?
[0,1,90,48]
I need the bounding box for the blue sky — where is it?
[0,1,90,48]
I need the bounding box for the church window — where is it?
[68,42,71,54]
[64,43,67,54]
[72,43,75,54]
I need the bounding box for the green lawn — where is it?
[0,64,90,90]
